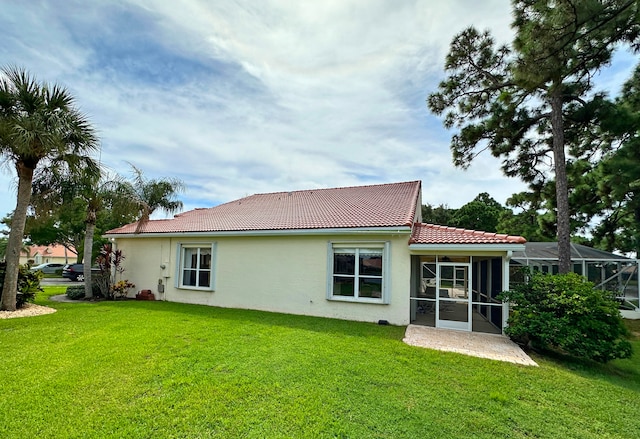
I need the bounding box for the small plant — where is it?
[95,244,128,300]
[500,270,633,363]
[66,285,86,300]
[16,264,43,308]
[111,280,135,299]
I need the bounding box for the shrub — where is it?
[94,244,129,300]
[67,282,103,300]
[500,271,633,362]
[91,278,103,298]
[111,280,135,298]
[16,265,43,308]
[66,285,86,300]
[0,263,43,308]
[92,272,110,299]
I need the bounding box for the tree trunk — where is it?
[550,87,572,274]
[83,221,95,299]
[1,163,34,311]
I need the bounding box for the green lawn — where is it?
[1,287,638,439]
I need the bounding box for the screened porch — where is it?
[409,255,509,334]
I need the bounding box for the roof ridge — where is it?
[240,180,422,199]
[172,180,423,213]
[404,181,421,226]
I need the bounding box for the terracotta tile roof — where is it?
[106,181,421,235]
[410,223,526,245]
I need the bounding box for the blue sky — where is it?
[0,0,637,221]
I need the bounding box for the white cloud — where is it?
[0,0,630,229]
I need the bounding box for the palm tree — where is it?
[29,164,182,298]
[80,165,184,296]
[0,66,99,311]
[72,170,113,299]
[124,164,185,233]
[80,173,134,298]
[31,167,140,298]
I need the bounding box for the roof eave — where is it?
[409,243,527,252]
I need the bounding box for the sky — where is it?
[0,0,637,221]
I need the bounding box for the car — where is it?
[29,263,65,274]
[62,264,100,282]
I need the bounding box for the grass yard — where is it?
[0,287,638,438]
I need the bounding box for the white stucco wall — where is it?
[112,232,413,325]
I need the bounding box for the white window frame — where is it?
[327,242,390,304]
[175,243,217,291]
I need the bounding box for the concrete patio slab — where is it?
[403,324,538,366]
[621,309,640,320]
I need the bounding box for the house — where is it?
[105,181,526,333]
[20,244,77,265]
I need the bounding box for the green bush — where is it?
[500,271,632,362]
[16,265,43,308]
[0,262,43,308]
[66,285,86,300]
[66,279,106,300]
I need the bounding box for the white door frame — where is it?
[436,262,472,331]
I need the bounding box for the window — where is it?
[328,243,389,303]
[177,244,215,290]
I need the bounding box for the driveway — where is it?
[40,278,80,286]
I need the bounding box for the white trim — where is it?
[175,242,216,291]
[326,242,333,300]
[502,255,510,333]
[331,241,387,249]
[383,241,391,303]
[327,295,388,305]
[436,261,472,331]
[104,226,412,240]
[327,241,390,304]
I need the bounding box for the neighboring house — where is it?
[20,244,77,266]
[105,181,526,333]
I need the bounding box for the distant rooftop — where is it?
[25,244,77,258]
